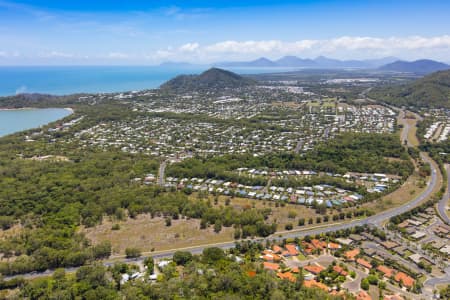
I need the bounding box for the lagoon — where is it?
[0,108,72,137]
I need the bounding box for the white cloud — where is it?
[5,35,449,65]
[179,42,199,52]
[152,35,450,62]
[205,40,283,54]
[40,51,74,58]
[107,52,129,59]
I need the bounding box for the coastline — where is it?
[0,107,37,111]
[0,107,75,114]
[65,107,75,114]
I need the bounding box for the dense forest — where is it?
[0,147,279,275]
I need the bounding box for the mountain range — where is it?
[160,56,450,73]
[215,56,400,69]
[378,59,449,74]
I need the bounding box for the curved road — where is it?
[424,267,450,287]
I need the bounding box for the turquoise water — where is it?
[0,66,299,96]
[0,108,72,137]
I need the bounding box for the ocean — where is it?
[0,108,72,137]
[0,66,298,97]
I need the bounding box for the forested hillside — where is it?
[369,70,450,108]
[160,68,256,92]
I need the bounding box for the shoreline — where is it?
[0,107,37,111]
[0,107,74,114]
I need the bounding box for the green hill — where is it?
[160,68,256,92]
[369,69,450,108]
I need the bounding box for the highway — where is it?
[437,164,450,225]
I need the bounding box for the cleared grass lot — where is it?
[82,214,234,255]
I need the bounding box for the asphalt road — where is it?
[424,266,450,287]
[437,164,450,225]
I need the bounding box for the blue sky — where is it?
[1,0,450,65]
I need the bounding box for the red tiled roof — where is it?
[304,264,325,274]
[356,258,373,269]
[356,290,372,300]
[272,245,283,254]
[333,265,348,276]
[328,242,341,249]
[394,272,414,287]
[311,239,326,249]
[345,248,360,261]
[303,279,328,291]
[285,244,299,256]
[263,262,280,271]
[377,265,394,278]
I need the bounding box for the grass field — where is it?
[365,172,425,213]
[397,110,420,147]
[0,225,21,240]
[82,215,234,255]
[406,118,420,147]
[80,193,358,254]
